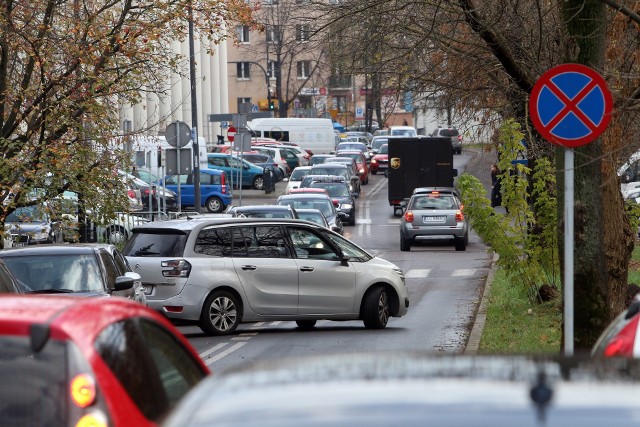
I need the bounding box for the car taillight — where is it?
[304,154,310,160]
[458,135,463,141]
[70,374,96,408]
[143,188,156,196]
[455,210,464,222]
[332,199,339,206]
[127,190,136,199]
[404,211,414,223]
[221,174,227,194]
[604,317,640,357]
[161,259,192,278]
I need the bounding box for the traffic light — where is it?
[269,100,275,110]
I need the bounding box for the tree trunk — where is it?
[560,0,632,349]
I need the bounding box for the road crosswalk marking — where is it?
[452,269,476,277]
[405,269,431,278]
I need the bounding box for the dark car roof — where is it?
[163,352,640,427]
[0,244,110,257]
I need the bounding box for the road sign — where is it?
[529,63,613,148]
[251,104,259,113]
[165,121,191,148]
[227,126,236,142]
[355,107,364,119]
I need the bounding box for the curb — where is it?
[464,252,498,354]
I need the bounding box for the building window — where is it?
[334,96,347,112]
[295,24,311,42]
[237,98,251,112]
[237,62,251,79]
[296,61,310,79]
[236,25,250,43]
[263,0,279,5]
[266,25,281,44]
[268,61,277,80]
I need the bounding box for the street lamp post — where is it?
[229,61,271,110]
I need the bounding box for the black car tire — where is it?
[400,236,411,252]
[363,286,390,329]
[454,236,467,251]
[200,290,241,336]
[349,214,357,226]
[253,175,265,190]
[296,320,317,330]
[205,196,224,213]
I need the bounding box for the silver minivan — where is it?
[123,218,409,336]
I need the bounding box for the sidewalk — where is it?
[459,145,499,354]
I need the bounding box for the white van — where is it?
[128,134,208,173]
[247,118,337,155]
[389,125,418,137]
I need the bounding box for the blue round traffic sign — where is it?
[529,64,613,148]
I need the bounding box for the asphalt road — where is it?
[177,147,498,371]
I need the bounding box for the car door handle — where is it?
[241,265,257,271]
[299,267,314,272]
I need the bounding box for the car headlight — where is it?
[341,204,353,210]
[359,168,365,173]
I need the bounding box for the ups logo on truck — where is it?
[390,157,401,169]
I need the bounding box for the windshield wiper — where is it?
[28,289,75,294]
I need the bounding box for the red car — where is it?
[369,143,389,174]
[335,150,369,184]
[0,295,209,426]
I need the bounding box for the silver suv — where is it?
[124,218,409,335]
[431,127,462,154]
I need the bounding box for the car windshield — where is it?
[439,129,459,137]
[312,183,350,198]
[280,199,333,217]
[6,205,47,222]
[372,139,388,149]
[299,212,325,226]
[411,195,457,210]
[290,169,311,181]
[378,144,389,154]
[2,254,105,293]
[337,143,366,152]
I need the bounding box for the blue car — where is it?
[207,153,265,190]
[164,169,232,213]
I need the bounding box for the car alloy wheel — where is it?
[206,196,224,213]
[253,176,265,190]
[200,291,240,335]
[363,286,390,329]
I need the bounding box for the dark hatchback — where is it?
[0,244,145,303]
[309,178,356,226]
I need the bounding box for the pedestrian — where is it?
[490,164,503,208]
[402,119,408,126]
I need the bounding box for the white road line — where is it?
[204,342,247,365]
[250,322,265,328]
[405,269,432,278]
[239,332,258,336]
[365,203,371,235]
[358,219,372,224]
[452,269,476,277]
[231,337,252,341]
[270,321,282,326]
[199,343,228,359]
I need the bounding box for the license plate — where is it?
[142,285,154,295]
[423,216,446,222]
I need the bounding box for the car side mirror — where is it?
[113,275,135,292]
[337,211,348,220]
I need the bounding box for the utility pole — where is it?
[188,2,201,213]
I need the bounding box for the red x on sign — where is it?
[529,64,613,148]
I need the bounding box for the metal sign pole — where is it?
[564,148,574,356]
[177,133,182,214]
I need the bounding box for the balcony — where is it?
[328,75,352,89]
